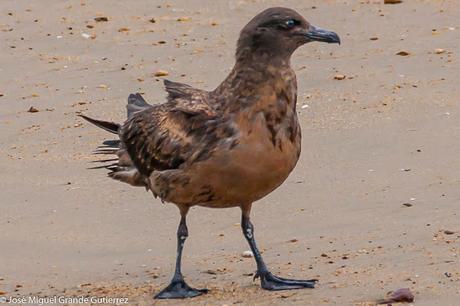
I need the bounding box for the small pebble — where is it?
[242,250,253,258]
[377,288,414,304]
[28,106,39,113]
[177,17,191,22]
[94,17,109,22]
[154,70,169,77]
[435,48,446,54]
[396,51,410,56]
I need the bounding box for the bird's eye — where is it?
[285,19,298,28]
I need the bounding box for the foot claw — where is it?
[257,271,317,291]
[154,279,208,299]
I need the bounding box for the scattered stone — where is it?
[177,17,191,22]
[370,37,379,41]
[154,70,169,77]
[443,230,455,235]
[288,238,298,243]
[242,250,253,258]
[396,51,410,56]
[402,203,413,207]
[384,0,403,4]
[149,18,156,23]
[28,106,39,113]
[377,288,414,304]
[118,27,130,32]
[94,17,108,22]
[435,48,446,54]
[334,74,346,80]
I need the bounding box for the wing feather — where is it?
[120,102,223,177]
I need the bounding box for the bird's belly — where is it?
[156,136,300,208]
[212,143,299,206]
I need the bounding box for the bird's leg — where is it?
[241,214,318,291]
[155,213,208,299]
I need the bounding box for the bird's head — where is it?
[236,7,340,61]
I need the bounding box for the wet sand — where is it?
[1,0,459,305]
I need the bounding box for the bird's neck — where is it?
[213,52,295,102]
[236,46,292,68]
[213,52,300,151]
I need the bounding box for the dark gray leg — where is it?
[155,216,208,299]
[241,215,317,290]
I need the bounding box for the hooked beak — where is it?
[305,25,341,44]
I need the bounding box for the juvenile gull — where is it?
[80,7,340,299]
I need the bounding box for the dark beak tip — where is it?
[305,26,341,45]
[334,35,341,45]
[325,31,341,45]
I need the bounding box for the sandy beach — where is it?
[1,0,459,305]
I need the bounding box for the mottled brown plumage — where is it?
[80,7,340,299]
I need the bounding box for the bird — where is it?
[80,7,340,299]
